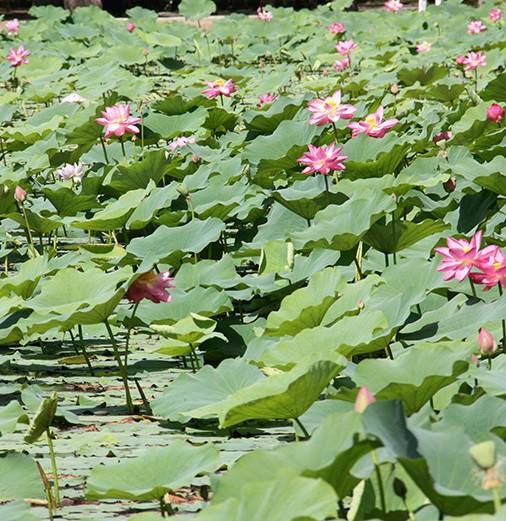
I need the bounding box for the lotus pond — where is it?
[1,1,506,520]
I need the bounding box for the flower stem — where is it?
[492,486,502,513]
[469,278,477,298]
[104,319,134,414]
[0,137,7,166]
[119,137,126,159]
[331,121,339,142]
[498,285,506,351]
[18,203,37,257]
[100,137,109,164]
[324,174,330,205]
[46,429,61,507]
[124,301,140,366]
[77,325,94,376]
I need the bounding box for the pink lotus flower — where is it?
[327,22,345,34]
[14,185,26,203]
[6,45,29,67]
[333,57,350,72]
[489,8,502,22]
[126,271,175,304]
[55,163,85,183]
[347,106,399,139]
[256,7,272,21]
[127,21,136,32]
[471,248,506,289]
[355,386,376,413]
[467,20,486,34]
[297,143,347,175]
[384,0,403,13]
[462,51,486,71]
[202,79,236,99]
[257,93,278,108]
[335,39,358,56]
[96,103,141,139]
[416,41,432,53]
[5,19,20,36]
[477,328,497,356]
[455,55,466,65]
[487,103,505,123]
[168,136,196,152]
[307,90,356,126]
[433,130,452,143]
[434,231,497,281]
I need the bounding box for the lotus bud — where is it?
[469,441,497,470]
[477,328,497,356]
[177,183,189,197]
[393,478,407,499]
[487,103,505,124]
[443,176,456,192]
[14,185,26,203]
[354,386,376,413]
[390,84,399,95]
[471,353,480,367]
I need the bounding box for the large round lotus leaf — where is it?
[86,440,220,501]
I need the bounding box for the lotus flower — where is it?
[55,163,85,183]
[467,20,486,34]
[308,90,356,126]
[256,7,272,21]
[297,143,347,175]
[5,19,20,36]
[434,231,498,281]
[384,0,403,13]
[455,55,466,65]
[489,8,502,22]
[416,41,432,53]
[202,79,236,99]
[333,57,350,72]
[327,22,345,34]
[477,328,497,355]
[462,51,486,71]
[433,130,452,143]
[487,103,505,123]
[61,92,87,104]
[355,387,376,413]
[347,106,399,138]
[14,185,26,203]
[168,136,196,152]
[126,271,175,304]
[127,21,135,32]
[472,248,506,289]
[257,93,278,108]
[335,39,358,56]
[96,103,141,139]
[6,45,29,67]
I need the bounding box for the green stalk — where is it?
[492,487,502,513]
[469,278,477,298]
[77,325,94,376]
[104,319,134,414]
[371,449,387,513]
[119,136,126,159]
[124,301,140,366]
[46,429,61,507]
[100,137,109,163]
[499,285,506,352]
[18,203,37,257]
[0,137,7,166]
[294,417,310,439]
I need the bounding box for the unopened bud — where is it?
[469,441,497,471]
[443,176,456,192]
[14,185,26,203]
[390,84,399,95]
[354,386,375,413]
[477,328,497,356]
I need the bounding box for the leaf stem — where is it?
[294,417,310,439]
[124,301,140,366]
[100,137,109,164]
[371,449,387,513]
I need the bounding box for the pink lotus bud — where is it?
[143,48,149,57]
[14,185,26,203]
[433,130,452,143]
[478,328,497,355]
[443,176,456,192]
[455,55,466,65]
[390,84,399,95]
[127,21,135,32]
[354,386,376,413]
[471,354,480,367]
[487,103,505,124]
